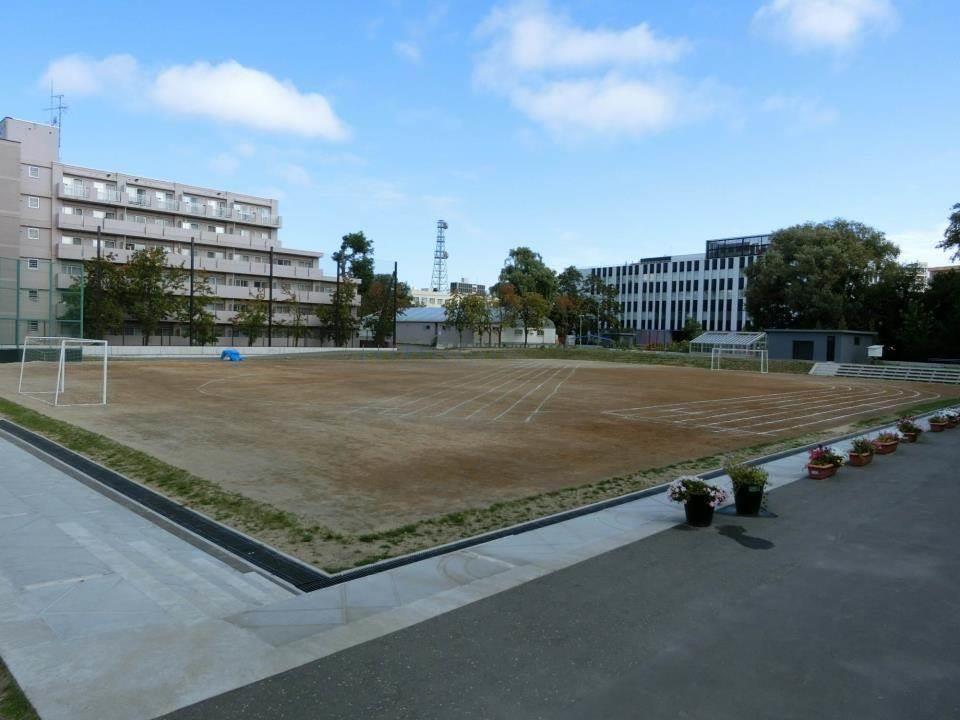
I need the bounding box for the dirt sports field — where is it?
[2,354,958,538]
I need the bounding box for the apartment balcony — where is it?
[178,201,282,228]
[57,183,123,206]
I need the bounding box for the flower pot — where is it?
[847,452,873,467]
[734,485,764,515]
[901,431,918,443]
[807,463,838,480]
[873,440,898,455]
[929,422,947,433]
[683,495,715,527]
[945,418,958,428]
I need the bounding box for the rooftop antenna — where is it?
[44,86,67,158]
[430,220,449,292]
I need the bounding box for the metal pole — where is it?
[189,237,195,346]
[95,225,102,340]
[335,254,342,348]
[79,253,84,339]
[15,258,21,348]
[268,248,274,347]
[392,261,398,348]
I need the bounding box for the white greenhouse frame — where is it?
[18,336,108,406]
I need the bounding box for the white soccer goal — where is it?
[18,337,108,406]
[711,347,769,374]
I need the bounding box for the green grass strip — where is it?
[0,658,38,720]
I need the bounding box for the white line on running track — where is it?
[634,385,856,421]
[433,363,559,418]
[749,389,933,433]
[524,365,578,423]
[373,361,541,415]
[697,386,898,427]
[391,362,550,418]
[756,393,940,435]
[490,366,567,422]
[461,365,559,420]
[602,384,841,415]
[352,360,539,412]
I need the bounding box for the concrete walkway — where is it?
[167,429,960,720]
[0,415,956,719]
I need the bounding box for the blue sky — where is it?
[2,0,957,287]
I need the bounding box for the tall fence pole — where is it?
[189,236,195,346]
[268,248,274,347]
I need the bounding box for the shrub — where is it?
[850,437,875,456]
[897,416,923,434]
[929,414,949,424]
[808,445,844,467]
[874,431,899,444]
[667,476,727,507]
[723,461,770,491]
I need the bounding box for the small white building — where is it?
[395,307,556,348]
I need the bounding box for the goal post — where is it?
[18,337,108,406]
[711,347,769,374]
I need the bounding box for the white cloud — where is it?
[41,54,140,96]
[887,224,956,267]
[394,42,422,63]
[39,56,348,140]
[474,3,706,139]
[151,61,348,140]
[761,93,837,129]
[753,0,896,51]
[478,3,689,74]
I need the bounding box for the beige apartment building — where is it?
[0,116,343,346]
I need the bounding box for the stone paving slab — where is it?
[0,413,954,720]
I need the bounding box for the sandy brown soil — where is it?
[1,356,956,535]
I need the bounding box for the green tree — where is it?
[178,272,218,346]
[920,270,960,358]
[551,266,584,345]
[361,273,414,346]
[745,220,901,330]
[580,274,621,334]
[282,290,310,347]
[62,255,126,339]
[681,317,703,341]
[517,292,551,347]
[334,232,375,296]
[937,203,960,262]
[317,281,359,346]
[124,247,188,346]
[491,283,520,346]
[498,247,558,301]
[463,294,491,347]
[231,290,269,346]
[443,294,471,348]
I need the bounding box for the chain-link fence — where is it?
[0,257,84,351]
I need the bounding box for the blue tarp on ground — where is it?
[220,349,244,362]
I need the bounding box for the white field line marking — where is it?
[462,365,567,420]
[349,360,537,414]
[376,361,541,415]
[491,367,567,423]
[433,363,558,418]
[737,387,914,430]
[525,365,578,423]
[613,414,767,436]
[635,386,857,421]
[391,362,549,418]
[752,389,935,434]
[602,385,841,416]
[697,386,898,427]
[195,372,260,396]
[761,393,941,435]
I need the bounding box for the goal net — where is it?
[18,337,108,406]
[711,347,769,374]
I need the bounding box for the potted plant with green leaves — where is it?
[807,445,844,479]
[724,461,770,515]
[945,409,959,428]
[873,431,900,455]
[848,437,875,467]
[928,414,949,432]
[668,476,727,527]
[897,417,922,442]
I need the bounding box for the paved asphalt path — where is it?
[166,434,960,720]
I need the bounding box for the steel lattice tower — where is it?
[431,219,449,292]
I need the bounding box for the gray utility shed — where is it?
[765,329,876,363]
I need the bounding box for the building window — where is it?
[63,264,82,276]
[27,258,39,270]
[28,290,39,303]
[27,228,40,240]
[854,336,861,346]
[29,320,39,332]
[28,166,40,178]
[28,196,40,209]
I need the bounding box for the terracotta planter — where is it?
[847,452,873,467]
[873,440,899,455]
[946,418,958,428]
[901,431,919,443]
[807,463,838,480]
[929,422,947,433]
